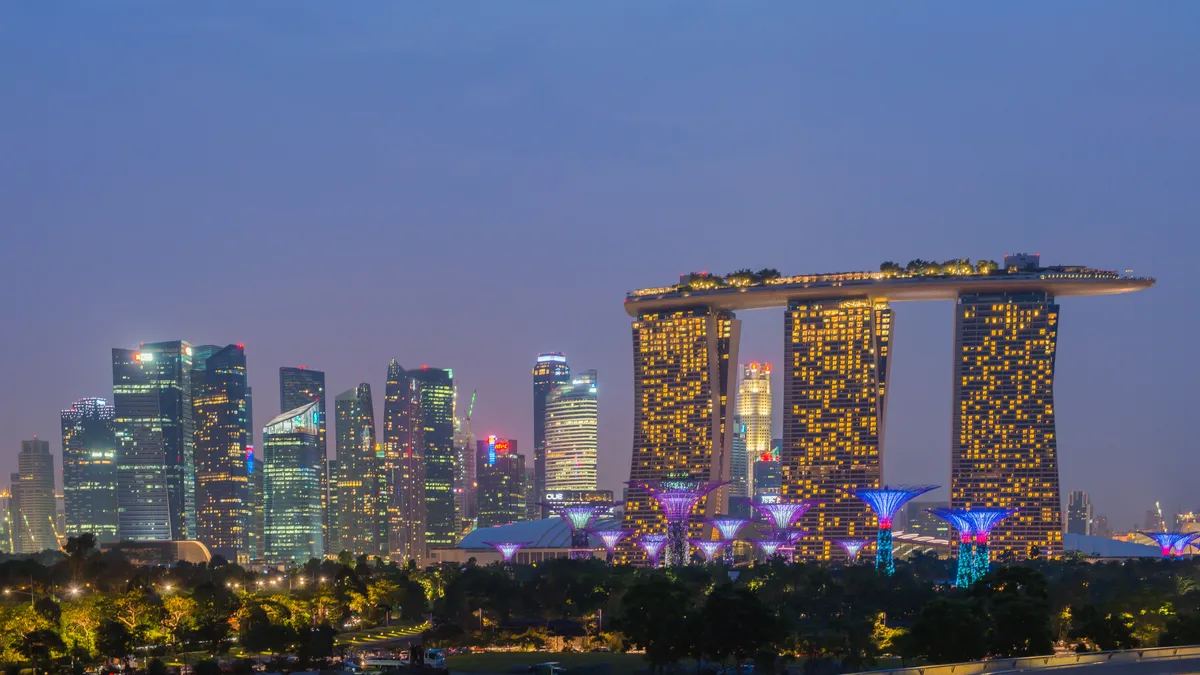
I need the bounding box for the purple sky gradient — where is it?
[1,3,1195,529]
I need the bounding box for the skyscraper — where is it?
[544,370,598,493]
[624,307,740,547]
[407,367,456,547]
[476,436,526,527]
[783,299,891,560]
[452,390,476,529]
[533,353,571,518]
[729,417,749,516]
[951,290,1064,558]
[60,397,118,543]
[383,361,426,562]
[736,363,772,500]
[1067,491,1092,536]
[9,439,58,553]
[263,401,324,563]
[112,341,195,541]
[335,384,380,556]
[191,345,251,562]
[279,367,328,552]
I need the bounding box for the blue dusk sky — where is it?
[1,3,1196,529]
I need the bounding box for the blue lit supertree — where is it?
[1138,532,1200,559]
[962,508,1017,579]
[929,507,976,587]
[1172,533,1200,557]
[855,485,938,576]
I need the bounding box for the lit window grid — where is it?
[335,385,382,557]
[544,389,598,492]
[61,398,119,544]
[737,364,773,496]
[263,431,324,563]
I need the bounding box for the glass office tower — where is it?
[192,345,250,561]
[61,397,118,543]
[335,383,379,556]
[263,401,324,563]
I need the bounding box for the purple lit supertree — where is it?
[835,540,869,563]
[483,542,531,566]
[545,503,611,556]
[707,517,750,565]
[636,533,669,567]
[755,538,787,559]
[690,540,725,563]
[590,529,629,565]
[929,507,976,587]
[744,499,815,533]
[631,479,726,566]
[962,508,1017,579]
[1139,532,1200,559]
[854,484,938,576]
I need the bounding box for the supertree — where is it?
[690,539,725,563]
[590,529,629,565]
[929,507,976,587]
[835,539,869,563]
[754,538,787,559]
[636,533,669,568]
[483,541,531,566]
[707,517,750,565]
[1138,532,1200,559]
[745,499,815,533]
[962,508,1017,579]
[632,479,726,566]
[545,503,611,559]
[854,484,938,576]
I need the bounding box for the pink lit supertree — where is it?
[755,538,787,559]
[929,507,976,587]
[743,499,815,533]
[707,517,750,565]
[637,533,669,567]
[1139,532,1200,560]
[961,508,1017,579]
[835,540,869,563]
[630,478,726,566]
[690,539,725,563]
[854,485,938,576]
[545,503,613,558]
[590,529,629,565]
[483,542,531,566]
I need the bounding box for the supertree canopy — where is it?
[746,499,815,532]
[590,529,629,565]
[483,541,531,564]
[835,539,869,562]
[690,539,725,563]
[1173,533,1200,557]
[754,538,787,559]
[630,478,726,567]
[546,503,609,550]
[962,507,1017,579]
[637,533,669,567]
[708,517,750,542]
[855,484,938,576]
[1139,532,1200,559]
[929,507,976,587]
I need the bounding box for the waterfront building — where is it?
[383,360,426,562]
[191,345,251,561]
[476,436,526,527]
[544,370,598,492]
[403,366,456,547]
[112,341,195,541]
[335,384,380,556]
[263,401,324,562]
[9,439,58,553]
[736,363,773,500]
[60,397,118,543]
[533,353,572,518]
[1067,491,1092,536]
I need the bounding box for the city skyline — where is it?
[1,3,1193,528]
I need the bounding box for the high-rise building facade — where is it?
[60,397,118,543]
[783,299,891,560]
[729,417,749,517]
[453,390,476,529]
[1067,490,1092,536]
[753,455,782,509]
[9,439,58,553]
[623,308,740,547]
[533,353,571,518]
[112,341,195,541]
[951,291,1064,558]
[736,363,772,500]
[335,384,380,556]
[263,401,324,562]
[476,436,526,527]
[544,370,598,493]
[384,361,426,562]
[191,345,251,561]
[279,367,328,553]
[408,367,456,547]
[903,500,949,538]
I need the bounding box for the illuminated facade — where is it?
[951,291,1063,558]
[112,341,195,541]
[263,401,324,562]
[335,383,380,556]
[384,360,427,562]
[60,397,118,543]
[9,439,58,554]
[453,390,476,528]
[623,307,740,556]
[408,367,456,547]
[783,299,891,560]
[476,437,526,527]
[729,417,748,515]
[736,363,773,499]
[191,345,251,561]
[279,366,328,553]
[544,370,598,492]
[533,353,572,518]
[1067,490,1092,536]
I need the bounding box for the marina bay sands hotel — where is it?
[622,253,1154,560]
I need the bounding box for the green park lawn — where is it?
[446,651,648,675]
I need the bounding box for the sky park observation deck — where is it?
[621,253,1153,562]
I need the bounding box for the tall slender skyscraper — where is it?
[384,361,426,562]
[408,367,455,547]
[263,401,324,562]
[533,353,571,517]
[335,384,380,556]
[452,390,476,529]
[624,308,740,548]
[9,439,58,553]
[192,345,251,561]
[736,363,773,500]
[60,398,118,543]
[544,370,598,493]
[783,299,891,560]
[279,367,328,552]
[112,341,195,541]
[951,290,1063,558]
[1067,490,1092,536]
[729,416,749,516]
[476,436,526,527]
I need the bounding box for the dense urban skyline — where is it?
[1,3,1195,528]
